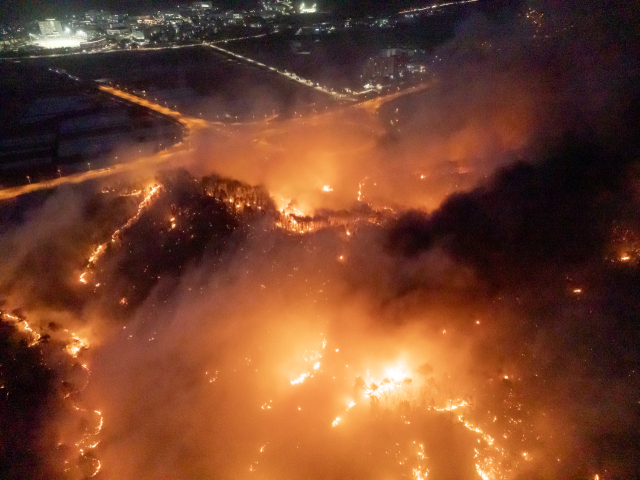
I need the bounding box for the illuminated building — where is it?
[299,2,317,13]
[271,2,293,14]
[74,27,94,40]
[191,1,213,9]
[38,19,63,36]
[85,10,107,22]
[131,30,146,42]
[80,38,108,50]
[363,49,409,82]
[105,25,131,38]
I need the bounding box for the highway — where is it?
[0,73,433,202]
[357,81,435,113]
[399,0,479,14]
[98,85,209,131]
[4,32,276,60]
[204,43,355,102]
[0,149,180,201]
[0,87,209,202]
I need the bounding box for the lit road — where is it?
[7,32,276,60]
[0,149,180,202]
[98,85,209,131]
[357,81,435,113]
[200,0,476,103]
[0,76,434,202]
[399,0,479,14]
[204,43,355,102]
[0,86,208,202]
[202,44,436,110]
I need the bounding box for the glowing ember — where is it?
[291,373,309,385]
[432,400,469,411]
[80,184,162,284]
[1,310,102,478]
[66,335,87,357]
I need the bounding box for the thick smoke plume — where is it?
[1,2,639,479]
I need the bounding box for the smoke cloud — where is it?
[1,2,639,479]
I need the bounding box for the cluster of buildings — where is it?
[362,48,429,90]
[363,49,409,83]
[0,0,322,54]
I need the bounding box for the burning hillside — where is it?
[1,3,639,480]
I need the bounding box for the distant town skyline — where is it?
[0,0,257,24]
[0,0,469,25]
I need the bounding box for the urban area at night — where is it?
[0,0,639,479]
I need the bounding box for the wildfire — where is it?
[0,22,633,477]
[360,365,416,405]
[87,244,105,264]
[1,310,101,478]
[607,224,640,263]
[261,339,510,479]
[409,442,430,479]
[80,184,162,283]
[291,373,309,385]
[308,357,512,479]
[284,339,507,478]
[71,405,103,478]
[357,178,366,201]
[413,467,428,479]
[432,400,469,411]
[64,173,527,479]
[66,335,87,357]
[1,311,41,346]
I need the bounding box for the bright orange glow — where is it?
[1,31,622,479]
